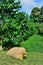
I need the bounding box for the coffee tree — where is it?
[0,0,29,49]
[0,0,21,49]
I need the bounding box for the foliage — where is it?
[28,21,37,36]
[30,7,40,23]
[30,7,40,18]
[0,0,21,49]
[39,6,43,23]
[21,35,43,52]
[2,12,29,49]
[16,12,29,40]
[0,0,29,49]
[30,6,43,35]
[0,0,43,49]
[38,23,43,35]
[30,6,43,23]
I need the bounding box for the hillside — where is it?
[21,35,43,52]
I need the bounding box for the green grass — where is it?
[0,50,43,65]
[0,35,43,65]
[21,35,43,52]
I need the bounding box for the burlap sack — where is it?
[7,47,27,60]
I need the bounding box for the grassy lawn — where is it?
[0,50,43,65]
[0,35,43,65]
[21,35,43,52]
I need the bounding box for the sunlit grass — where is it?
[0,50,43,65]
[21,35,43,52]
[0,35,43,65]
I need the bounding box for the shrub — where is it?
[38,23,43,35]
[28,22,37,36]
[0,0,22,49]
[2,37,20,50]
[2,12,29,49]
